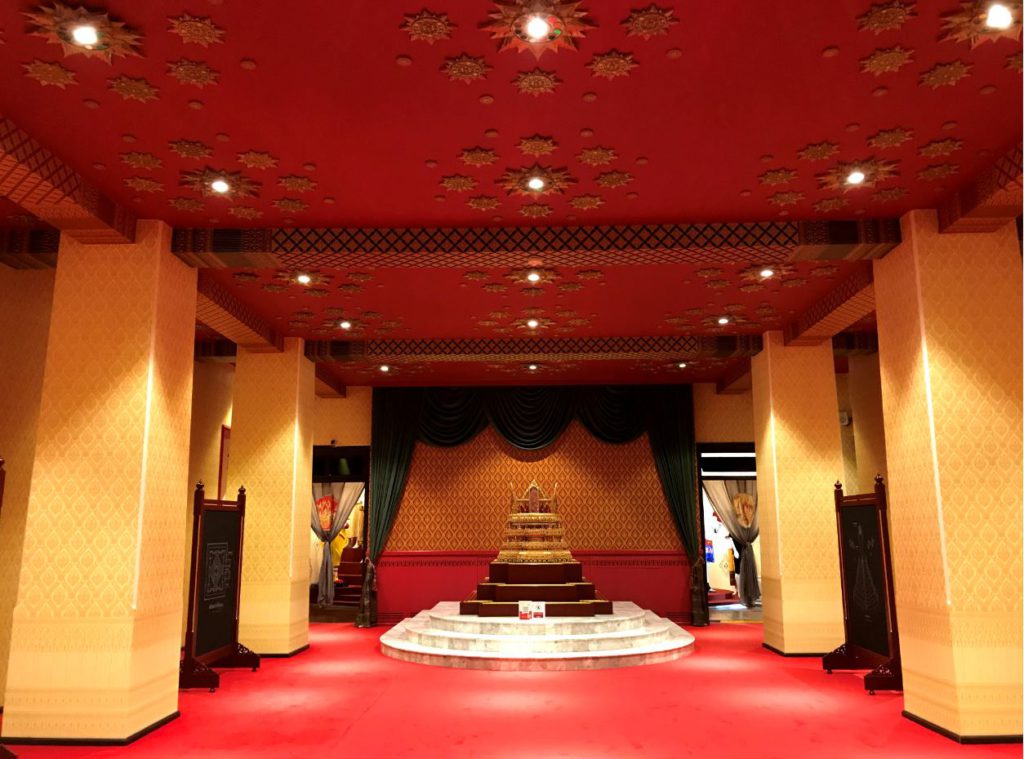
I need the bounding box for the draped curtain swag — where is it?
[702,479,760,607]
[357,385,698,627]
[311,482,364,606]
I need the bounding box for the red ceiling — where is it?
[0,1,1020,229]
[205,259,867,341]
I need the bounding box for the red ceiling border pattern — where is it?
[196,272,281,351]
[937,143,1024,233]
[0,228,59,268]
[170,220,899,269]
[784,267,875,346]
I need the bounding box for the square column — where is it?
[230,340,313,655]
[875,210,1022,740]
[2,221,197,741]
[847,353,888,492]
[752,332,845,654]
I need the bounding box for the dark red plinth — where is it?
[461,561,611,617]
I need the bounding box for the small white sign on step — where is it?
[518,601,546,620]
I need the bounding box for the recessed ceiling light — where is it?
[986,3,1013,29]
[677,362,687,369]
[71,25,99,47]
[527,176,545,191]
[295,273,312,285]
[526,318,539,329]
[524,15,551,41]
[210,178,231,194]
[379,365,390,373]
[845,169,866,186]
[760,268,775,279]
[526,271,541,282]
[717,316,730,325]
[528,363,539,371]
[339,320,352,330]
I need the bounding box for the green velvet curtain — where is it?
[357,385,698,626]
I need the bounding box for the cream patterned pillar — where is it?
[751,331,845,654]
[2,221,196,741]
[231,340,313,655]
[874,210,1022,740]
[847,353,888,492]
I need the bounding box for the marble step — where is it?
[427,601,647,635]
[402,618,674,654]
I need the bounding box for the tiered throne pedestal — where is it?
[459,482,612,617]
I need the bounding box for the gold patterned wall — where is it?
[875,210,1022,737]
[847,353,887,492]
[0,268,54,708]
[3,221,197,740]
[231,339,314,655]
[312,386,372,446]
[692,382,754,442]
[387,421,681,553]
[751,331,845,654]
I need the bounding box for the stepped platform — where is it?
[381,601,695,670]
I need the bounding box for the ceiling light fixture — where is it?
[717,316,730,325]
[524,14,552,41]
[986,2,1014,29]
[526,271,541,282]
[760,268,775,279]
[210,178,231,194]
[527,176,545,191]
[677,362,687,369]
[528,363,539,371]
[295,273,312,285]
[339,320,352,330]
[526,318,539,329]
[845,169,866,186]
[70,24,99,47]
[379,365,390,373]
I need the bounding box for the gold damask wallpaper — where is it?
[692,382,754,443]
[387,421,681,553]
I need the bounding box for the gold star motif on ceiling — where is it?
[237,150,279,169]
[124,177,164,193]
[274,198,309,212]
[401,9,455,43]
[917,163,959,181]
[622,4,677,39]
[228,206,262,220]
[813,197,848,213]
[595,170,633,188]
[857,1,917,34]
[442,54,490,83]
[170,139,213,159]
[499,164,576,195]
[860,46,913,75]
[940,1,1021,47]
[816,157,899,191]
[920,60,972,88]
[460,147,499,166]
[872,186,908,202]
[569,194,604,210]
[279,175,317,192]
[482,1,595,58]
[918,138,963,158]
[1007,51,1023,71]
[797,141,838,161]
[577,146,617,166]
[467,195,501,211]
[167,59,220,87]
[169,197,204,211]
[518,135,558,155]
[758,168,797,185]
[180,167,260,197]
[588,50,638,79]
[108,75,159,102]
[168,13,225,47]
[768,191,803,207]
[512,68,561,95]
[441,174,478,192]
[121,152,162,169]
[23,59,75,88]
[867,127,913,149]
[24,2,142,61]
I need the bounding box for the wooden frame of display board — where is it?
[823,476,902,694]
[180,483,260,691]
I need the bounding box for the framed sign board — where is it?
[823,477,902,694]
[180,483,260,690]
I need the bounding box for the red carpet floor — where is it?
[3,622,1019,759]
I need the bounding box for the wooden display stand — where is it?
[823,477,902,694]
[180,483,260,691]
